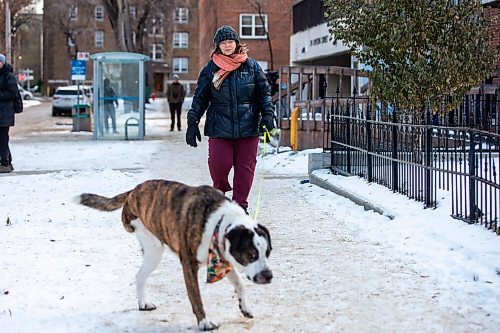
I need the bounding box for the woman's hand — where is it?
[186,124,202,147]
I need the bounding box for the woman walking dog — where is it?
[186,25,275,214]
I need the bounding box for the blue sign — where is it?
[71,60,86,80]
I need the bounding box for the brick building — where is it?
[42,0,199,95]
[198,0,294,72]
[483,0,500,86]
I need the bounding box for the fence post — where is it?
[392,101,398,192]
[468,131,477,221]
[331,86,340,170]
[367,99,373,182]
[425,100,432,207]
[346,90,352,174]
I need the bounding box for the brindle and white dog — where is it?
[79,179,272,331]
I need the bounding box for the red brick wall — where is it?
[198,0,293,71]
[485,6,500,86]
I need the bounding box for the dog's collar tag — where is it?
[207,217,233,283]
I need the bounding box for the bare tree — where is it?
[1,0,37,62]
[101,0,166,53]
[245,0,274,70]
[47,0,94,59]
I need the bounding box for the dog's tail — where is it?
[80,191,131,211]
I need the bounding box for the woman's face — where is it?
[219,40,237,56]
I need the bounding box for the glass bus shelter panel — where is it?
[95,62,141,140]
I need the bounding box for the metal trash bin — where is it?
[72,103,92,132]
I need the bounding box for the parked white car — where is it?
[52,85,91,116]
[18,84,33,100]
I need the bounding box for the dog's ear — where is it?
[225,225,252,245]
[256,224,272,256]
[225,226,258,265]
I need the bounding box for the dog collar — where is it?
[206,216,233,283]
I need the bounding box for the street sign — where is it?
[77,52,90,61]
[71,60,86,81]
[18,73,26,81]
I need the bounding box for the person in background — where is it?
[0,54,18,173]
[167,74,186,131]
[103,78,119,134]
[186,25,275,214]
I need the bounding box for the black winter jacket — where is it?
[187,57,274,139]
[0,63,17,127]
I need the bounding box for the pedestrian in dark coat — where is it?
[103,78,119,133]
[186,25,275,213]
[0,54,18,173]
[167,74,186,131]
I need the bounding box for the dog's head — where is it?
[224,222,273,284]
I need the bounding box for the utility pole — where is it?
[4,0,12,63]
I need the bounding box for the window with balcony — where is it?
[173,32,189,48]
[173,57,188,73]
[95,31,104,47]
[174,8,189,23]
[240,14,268,39]
[95,5,104,21]
[150,44,164,61]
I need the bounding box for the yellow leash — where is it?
[253,127,272,222]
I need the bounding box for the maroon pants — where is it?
[208,136,259,209]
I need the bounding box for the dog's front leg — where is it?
[181,261,219,331]
[227,270,253,318]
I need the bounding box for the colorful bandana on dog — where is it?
[207,217,233,283]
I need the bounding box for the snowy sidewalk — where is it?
[0,115,499,332]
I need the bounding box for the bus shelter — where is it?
[90,52,150,140]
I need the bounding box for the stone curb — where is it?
[308,160,395,220]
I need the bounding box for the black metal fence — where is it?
[329,88,500,234]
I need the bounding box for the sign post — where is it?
[71,60,87,131]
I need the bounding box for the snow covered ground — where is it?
[1,99,499,332]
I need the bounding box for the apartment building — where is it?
[198,0,294,72]
[483,0,500,85]
[42,0,199,95]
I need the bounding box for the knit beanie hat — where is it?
[213,25,240,45]
[0,54,6,65]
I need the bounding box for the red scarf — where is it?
[212,52,248,90]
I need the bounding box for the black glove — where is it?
[260,116,275,132]
[186,124,201,147]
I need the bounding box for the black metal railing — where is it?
[329,89,500,234]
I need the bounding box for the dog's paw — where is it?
[198,318,219,331]
[138,302,157,311]
[241,309,253,318]
[239,300,253,318]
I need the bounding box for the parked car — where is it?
[18,84,33,100]
[52,85,91,116]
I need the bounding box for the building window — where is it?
[173,32,188,48]
[240,14,268,39]
[256,61,268,71]
[95,31,104,47]
[150,44,164,61]
[95,5,104,21]
[129,6,136,19]
[150,14,164,36]
[69,6,78,21]
[174,8,188,23]
[173,57,188,73]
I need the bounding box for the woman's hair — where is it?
[210,43,247,58]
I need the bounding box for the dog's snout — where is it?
[253,269,273,284]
